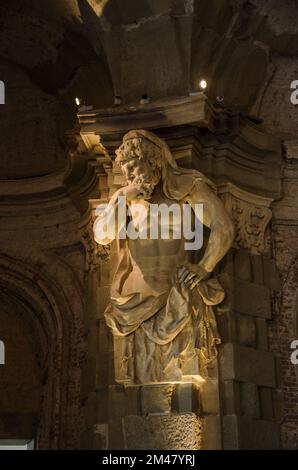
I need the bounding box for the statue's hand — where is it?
[121,184,144,201]
[176,262,210,290]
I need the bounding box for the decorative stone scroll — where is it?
[217,183,273,255]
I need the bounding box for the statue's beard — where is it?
[131,172,161,199]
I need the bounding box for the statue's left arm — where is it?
[178,179,235,287]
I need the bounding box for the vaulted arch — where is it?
[0,252,85,449]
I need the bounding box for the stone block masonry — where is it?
[218,248,281,449]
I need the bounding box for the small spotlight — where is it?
[199,79,207,90]
[114,95,122,106]
[140,94,149,104]
[75,97,81,106]
[216,95,224,103]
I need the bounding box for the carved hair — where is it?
[115,137,162,170]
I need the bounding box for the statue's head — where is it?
[116,133,162,199]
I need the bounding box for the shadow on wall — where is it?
[0,251,85,449]
[0,0,114,179]
[0,292,42,444]
[82,0,269,111]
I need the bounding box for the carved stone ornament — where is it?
[217,183,273,255]
[79,207,110,272]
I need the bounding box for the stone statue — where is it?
[94,130,234,385]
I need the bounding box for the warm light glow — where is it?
[75,97,81,106]
[199,79,207,90]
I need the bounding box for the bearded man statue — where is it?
[94,129,234,385]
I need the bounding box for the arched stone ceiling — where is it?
[94,0,298,139]
[1,0,298,179]
[0,0,114,179]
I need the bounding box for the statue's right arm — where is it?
[93,187,127,246]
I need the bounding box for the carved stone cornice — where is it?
[79,94,222,135]
[78,94,282,201]
[217,182,273,255]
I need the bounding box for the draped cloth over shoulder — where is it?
[103,130,224,384]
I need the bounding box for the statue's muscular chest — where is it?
[126,195,188,262]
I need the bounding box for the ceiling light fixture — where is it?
[199,79,207,90]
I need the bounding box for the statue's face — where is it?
[118,138,162,198]
[121,157,154,184]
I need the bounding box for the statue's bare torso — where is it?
[125,193,189,293]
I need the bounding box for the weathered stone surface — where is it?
[263,258,281,290]
[93,424,109,450]
[234,279,271,319]
[201,416,222,450]
[220,343,276,387]
[141,385,173,415]
[84,392,97,428]
[81,358,96,399]
[221,275,271,319]
[240,383,260,419]
[216,311,237,344]
[234,250,252,281]
[124,387,142,416]
[270,147,298,448]
[99,260,112,288]
[172,383,200,414]
[223,415,280,450]
[108,385,126,418]
[200,379,220,415]
[95,320,111,388]
[96,286,111,319]
[123,413,202,450]
[273,389,284,424]
[218,250,234,277]
[80,429,94,450]
[251,255,264,284]
[237,314,257,347]
[0,412,38,440]
[256,318,268,350]
[237,417,280,450]
[223,380,241,415]
[259,387,274,421]
[108,418,125,450]
[222,414,238,450]
[253,56,298,140]
[96,388,109,423]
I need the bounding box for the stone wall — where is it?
[270,141,298,449]
[217,248,281,449]
[0,171,87,449]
